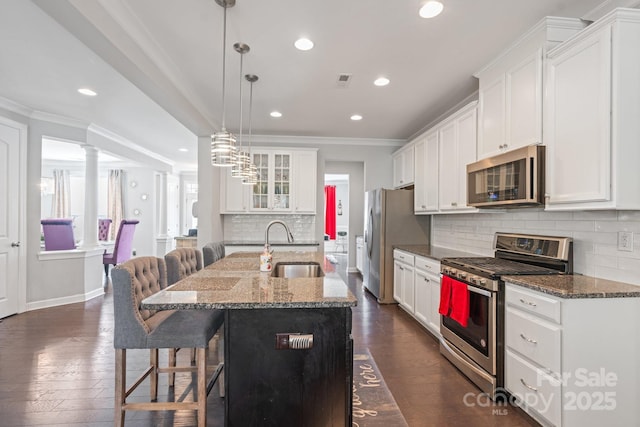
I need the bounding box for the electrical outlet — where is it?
[618,232,634,252]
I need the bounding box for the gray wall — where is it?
[325,161,365,271]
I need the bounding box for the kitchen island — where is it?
[142,251,357,427]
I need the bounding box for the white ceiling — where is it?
[1,0,610,171]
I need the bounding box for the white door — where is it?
[0,119,22,318]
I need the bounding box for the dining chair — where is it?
[40,219,76,251]
[103,219,138,277]
[335,230,348,253]
[165,248,225,393]
[202,241,226,267]
[112,256,224,427]
[98,218,112,241]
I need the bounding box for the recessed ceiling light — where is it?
[294,38,314,51]
[78,88,97,96]
[270,111,283,118]
[419,1,444,18]
[374,77,390,87]
[350,114,363,121]
[179,148,188,152]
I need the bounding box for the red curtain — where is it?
[324,185,336,239]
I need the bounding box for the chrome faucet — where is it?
[265,220,295,247]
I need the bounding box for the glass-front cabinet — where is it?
[220,148,317,214]
[252,151,291,211]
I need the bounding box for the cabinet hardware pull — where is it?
[520,333,538,344]
[451,202,457,207]
[11,242,20,247]
[519,298,537,307]
[520,378,538,392]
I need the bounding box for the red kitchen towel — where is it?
[438,275,452,316]
[450,279,470,327]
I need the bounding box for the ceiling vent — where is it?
[336,73,352,88]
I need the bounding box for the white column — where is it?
[158,171,168,237]
[81,144,99,249]
[155,171,171,255]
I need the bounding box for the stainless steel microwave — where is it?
[467,145,545,208]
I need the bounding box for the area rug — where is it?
[353,349,409,427]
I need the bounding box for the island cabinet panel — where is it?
[225,307,353,427]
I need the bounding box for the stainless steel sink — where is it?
[271,262,324,278]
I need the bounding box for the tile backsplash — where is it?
[223,214,316,243]
[432,209,640,286]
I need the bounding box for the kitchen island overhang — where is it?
[141,251,356,427]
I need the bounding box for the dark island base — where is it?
[225,308,353,427]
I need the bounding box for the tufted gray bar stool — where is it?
[112,256,224,427]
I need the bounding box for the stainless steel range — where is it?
[439,233,572,398]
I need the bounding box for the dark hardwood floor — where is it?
[0,253,536,426]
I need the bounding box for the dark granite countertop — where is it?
[504,274,640,299]
[224,240,320,246]
[393,245,483,261]
[141,251,357,310]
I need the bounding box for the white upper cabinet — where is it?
[413,135,427,212]
[438,102,478,213]
[475,17,587,160]
[414,132,439,214]
[220,168,250,213]
[291,149,317,213]
[392,143,414,188]
[545,9,640,210]
[220,148,317,214]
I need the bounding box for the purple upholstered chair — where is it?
[41,219,76,251]
[98,218,112,241]
[103,219,139,276]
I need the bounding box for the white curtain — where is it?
[107,169,126,240]
[51,169,70,218]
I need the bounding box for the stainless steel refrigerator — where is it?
[363,188,431,303]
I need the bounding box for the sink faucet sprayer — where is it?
[265,220,295,247]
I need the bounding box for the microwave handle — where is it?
[467,284,492,298]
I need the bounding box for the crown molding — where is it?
[246,134,406,148]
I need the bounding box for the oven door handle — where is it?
[466,284,493,298]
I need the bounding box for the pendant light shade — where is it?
[211,0,237,166]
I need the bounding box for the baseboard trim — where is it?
[26,287,105,312]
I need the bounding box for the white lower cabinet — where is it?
[394,250,441,337]
[506,349,562,427]
[393,250,415,313]
[415,255,441,336]
[505,283,640,427]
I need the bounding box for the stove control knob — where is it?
[469,276,477,284]
[449,268,457,276]
[479,278,486,286]
[459,272,467,279]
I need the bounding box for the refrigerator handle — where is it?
[366,208,373,258]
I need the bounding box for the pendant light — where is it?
[231,42,250,178]
[211,0,237,167]
[242,74,259,185]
